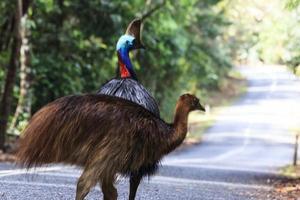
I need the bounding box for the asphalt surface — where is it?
[0,65,299,200]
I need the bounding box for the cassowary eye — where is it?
[193,98,198,104]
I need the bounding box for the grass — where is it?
[280,165,300,178]
[184,69,247,145]
[274,129,300,198]
[274,165,300,199]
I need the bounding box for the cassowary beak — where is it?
[136,43,146,50]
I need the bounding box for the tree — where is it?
[0,0,31,150]
[0,0,234,142]
[9,3,32,134]
[286,0,300,9]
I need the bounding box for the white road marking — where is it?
[0,180,77,189]
[0,175,271,191]
[0,166,67,178]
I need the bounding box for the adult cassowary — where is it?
[98,19,160,117]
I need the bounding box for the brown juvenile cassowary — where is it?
[17,94,205,200]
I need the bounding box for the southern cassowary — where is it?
[98,19,160,117]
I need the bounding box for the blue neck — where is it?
[117,47,137,80]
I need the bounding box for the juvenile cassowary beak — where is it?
[126,18,145,50]
[198,102,206,112]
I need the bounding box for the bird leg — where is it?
[75,169,97,200]
[129,172,143,200]
[100,175,118,200]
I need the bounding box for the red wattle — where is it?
[117,52,131,78]
[119,61,131,78]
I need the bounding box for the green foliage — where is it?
[223,0,300,65]
[286,0,300,9]
[0,0,233,122]
[137,0,233,119]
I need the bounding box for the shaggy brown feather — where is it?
[17,93,204,200]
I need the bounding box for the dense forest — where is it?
[0,0,299,150]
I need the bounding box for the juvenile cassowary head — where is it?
[116,18,145,51]
[179,94,206,112]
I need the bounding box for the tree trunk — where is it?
[0,0,23,151]
[0,16,14,53]
[9,12,32,134]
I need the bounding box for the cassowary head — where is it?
[116,18,145,51]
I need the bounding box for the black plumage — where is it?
[98,78,160,117]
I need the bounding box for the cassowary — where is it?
[98,18,160,117]
[17,94,205,200]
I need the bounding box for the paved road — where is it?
[1,65,300,200]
